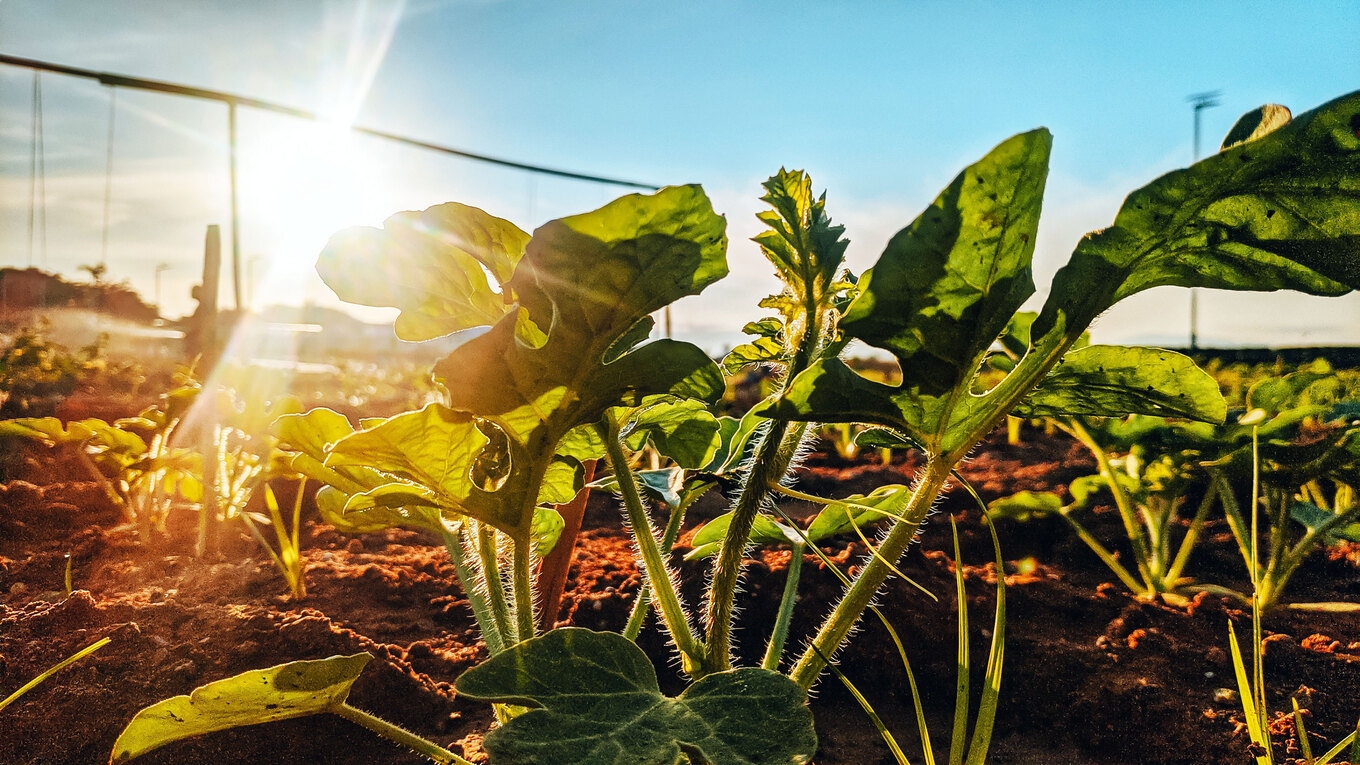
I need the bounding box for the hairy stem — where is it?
[477,521,515,645]
[703,419,808,673]
[511,535,536,642]
[790,456,953,690]
[334,703,472,765]
[601,412,703,669]
[442,524,505,655]
[623,499,687,641]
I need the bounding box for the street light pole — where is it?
[154,262,170,311]
[1187,90,1221,351]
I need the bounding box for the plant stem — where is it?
[511,535,536,642]
[762,542,804,671]
[704,419,807,673]
[73,443,127,518]
[333,703,472,765]
[1062,419,1155,591]
[441,525,505,655]
[477,521,515,645]
[623,499,687,641]
[790,456,953,690]
[600,412,703,669]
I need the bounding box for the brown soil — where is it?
[1,413,1358,765]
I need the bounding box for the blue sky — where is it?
[1,0,1357,353]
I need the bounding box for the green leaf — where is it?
[408,186,727,540]
[608,467,686,509]
[722,337,784,374]
[623,399,721,469]
[765,129,1052,451]
[538,457,585,506]
[853,427,920,452]
[322,404,513,531]
[1033,92,1360,347]
[531,505,566,557]
[685,511,800,559]
[111,654,371,763]
[987,491,1062,522]
[805,484,912,542]
[317,202,529,342]
[1290,501,1360,543]
[1015,346,1227,423]
[454,628,816,765]
[753,170,849,341]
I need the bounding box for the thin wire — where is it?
[101,87,118,267]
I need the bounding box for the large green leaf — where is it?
[454,628,816,765]
[273,408,449,534]
[382,186,727,539]
[433,184,727,435]
[764,129,1052,449]
[1032,92,1360,346]
[111,654,370,763]
[1014,346,1227,423]
[322,403,520,532]
[317,202,529,341]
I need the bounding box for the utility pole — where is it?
[1187,90,1221,351]
[153,262,170,310]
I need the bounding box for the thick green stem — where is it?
[623,500,687,641]
[477,521,516,645]
[334,702,472,765]
[601,412,703,668]
[442,525,505,655]
[790,457,953,690]
[761,542,804,671]
[703,420,807,673]
[511,535,536,642]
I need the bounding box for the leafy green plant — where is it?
[113,91,1360,762]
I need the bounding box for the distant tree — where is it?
[78,263,108,284]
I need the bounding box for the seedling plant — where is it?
[111,92,1360,763]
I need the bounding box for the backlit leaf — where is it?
[318,202,528,342]
[111,654,370,763]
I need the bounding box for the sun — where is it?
[237,116,394,310]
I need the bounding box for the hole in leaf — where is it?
[471,420,512,491]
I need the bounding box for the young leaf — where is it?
[111,654,371,763]
[317,202,529,342]
[685,511,800,560]
[753,169,850,350]
[1014,346,1227,423]
[805,484,913,541]
[764,129,1052,450]
[454,628,816,765]
[986,491,1062,522]
[322,404,519,531]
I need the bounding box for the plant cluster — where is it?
[0,321,141,418]
[105,92,1360,763]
